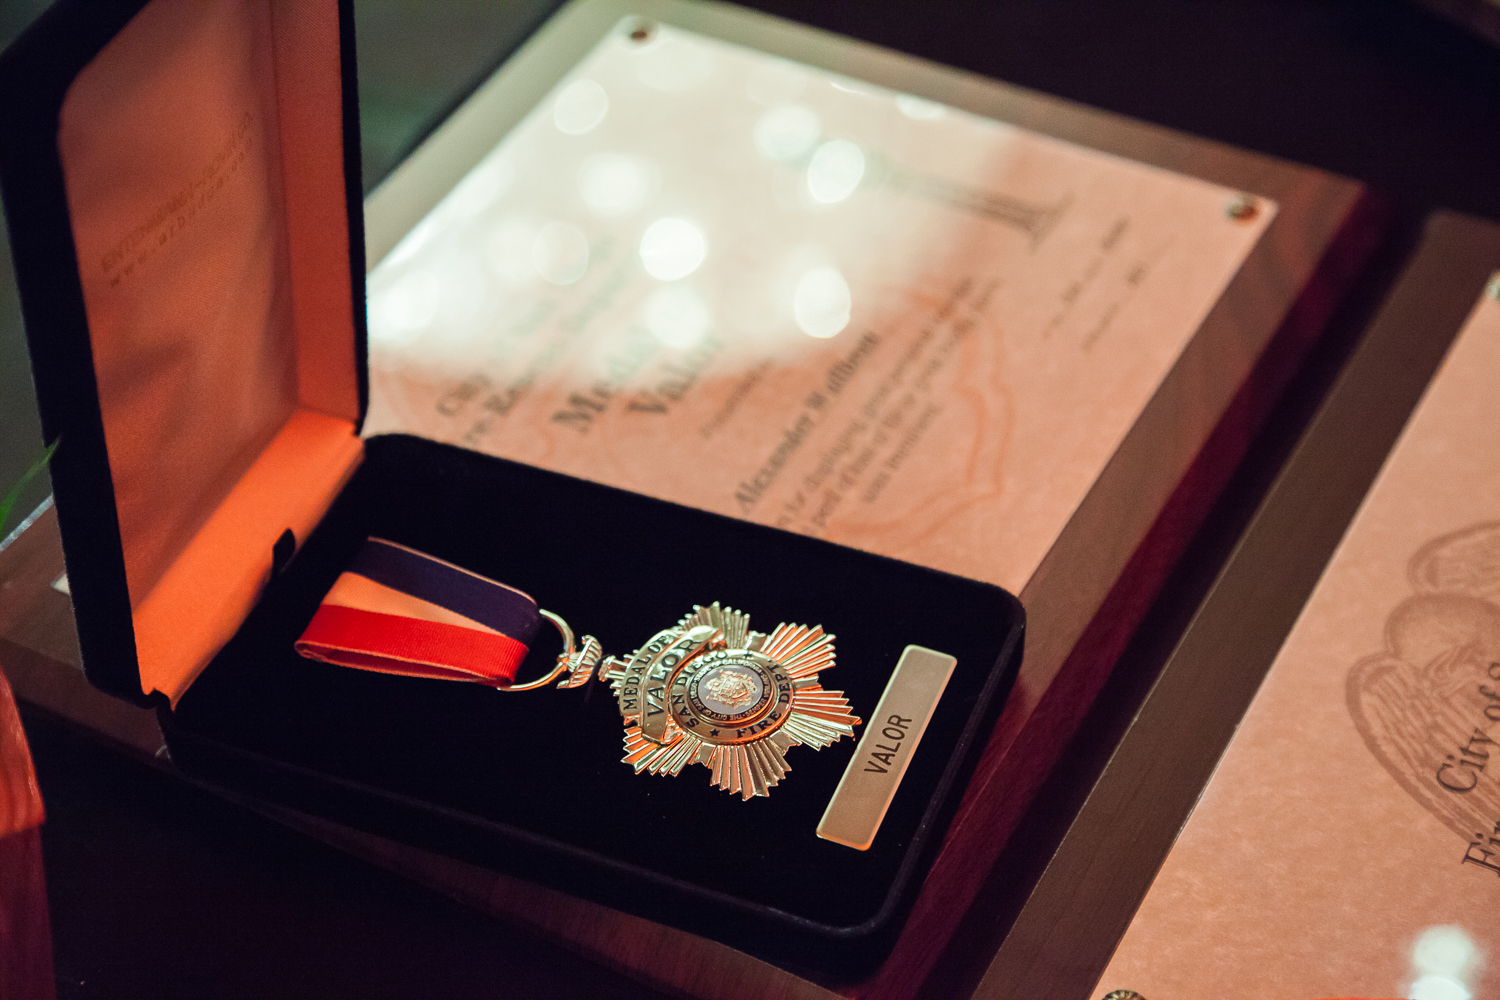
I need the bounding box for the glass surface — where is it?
[0,4,58,546]
[362,21,1275,592]
[0,180,50,548]
[353,0,563,192]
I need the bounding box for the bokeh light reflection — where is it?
[793,267,851,338]
[369,271,439,347]
[754,105,821,161]
[896,94,946,120]
[553,79,609,135]
[578,153,654,216]
[643,285,711,348]
[1409,926,1481,1000]
[485,219,537,284]
[531,222,590,285]
[632,35,712,92]
[639,217,706,281]
[806,140,865,204]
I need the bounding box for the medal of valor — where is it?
[296,538,861,799]
[602,603,861,799]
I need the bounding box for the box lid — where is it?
[0,0,368,706]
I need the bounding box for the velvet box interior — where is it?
[0,0,1024,970]
[170,433,1025,967]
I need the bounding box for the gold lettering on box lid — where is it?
[817,645,955,850]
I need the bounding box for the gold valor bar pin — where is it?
[816,645,956,850]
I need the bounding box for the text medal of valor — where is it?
[294,538,862,800]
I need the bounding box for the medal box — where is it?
[0,0,1025,972]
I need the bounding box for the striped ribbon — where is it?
[295,537,541,686]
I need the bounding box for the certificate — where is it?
[1097,258,1500,1000]
[362,22,1274,594]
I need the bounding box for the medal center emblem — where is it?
[685,654,773,725]
[670,649,793,745]
[701,666,761,713]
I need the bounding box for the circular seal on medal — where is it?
[670,649,793,745]
[699,661,762,713]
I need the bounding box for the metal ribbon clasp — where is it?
[498,610,602,692]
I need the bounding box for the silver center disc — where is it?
[697,663,765,717]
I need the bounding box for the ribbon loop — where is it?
[296,538,541,686]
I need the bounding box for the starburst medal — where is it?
[602,603,862,799]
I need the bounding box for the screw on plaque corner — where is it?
[1486,273,1500,300]
[627,20,656,44]
[1225,193,1259,221]
[1102,991,1147,1000]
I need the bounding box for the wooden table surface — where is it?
[2,2,1499,998]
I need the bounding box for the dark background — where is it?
[3,1,1499,997]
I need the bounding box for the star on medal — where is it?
[601,603,861,800]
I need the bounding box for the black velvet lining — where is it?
[165,434,1024,965]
